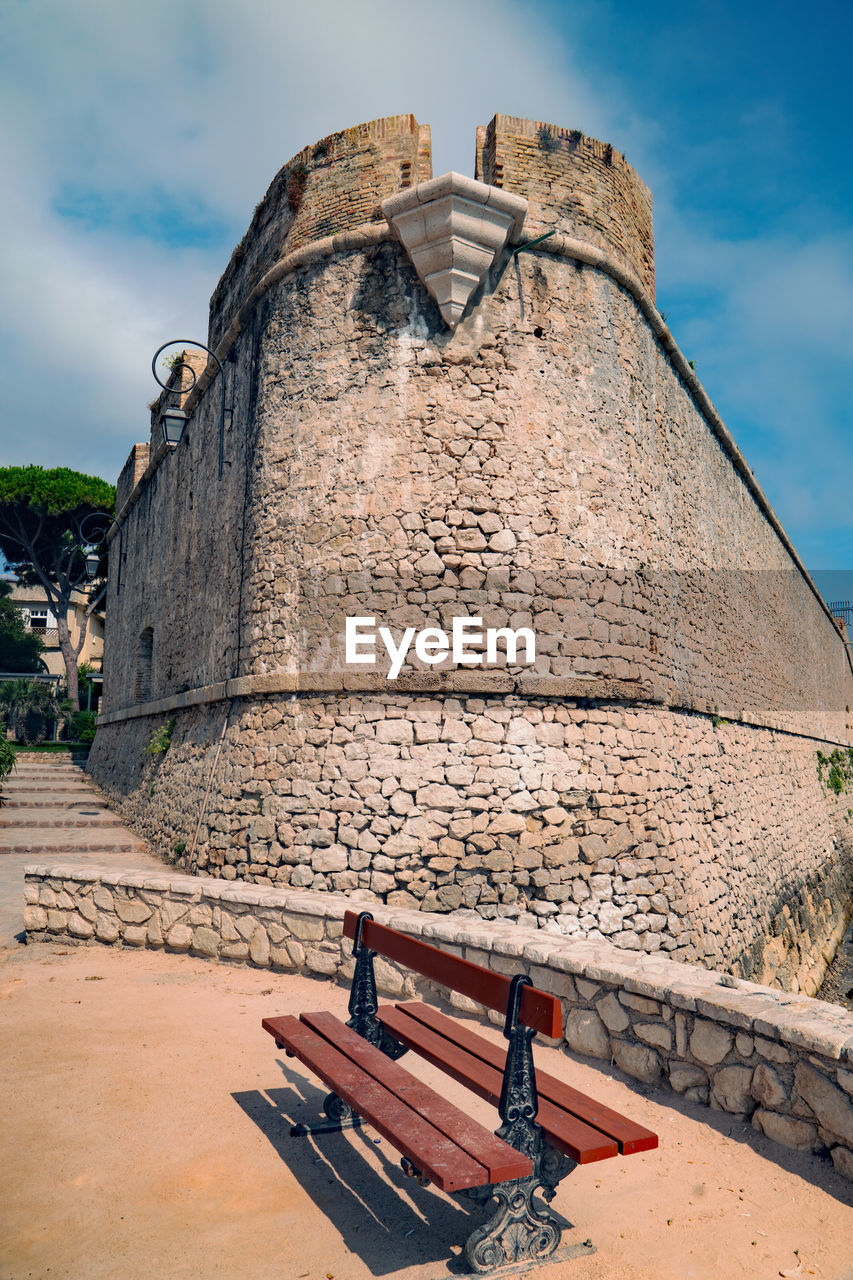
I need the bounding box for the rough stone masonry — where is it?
[89,113,853,996]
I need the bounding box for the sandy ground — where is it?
[1,938,852,1280]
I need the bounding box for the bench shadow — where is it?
[233,1057,490,1277]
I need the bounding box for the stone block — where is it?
[755,1036,791,1064]
[305,948,338,976]
[565,1008,610,1059]
[23,905,47,932]
[712,1066,755,1114]
[222,941,250,961]
[635,1022,672,1051]
[751,1063,787,1109]
[96,914,120,944]
[795,1063,853,1145]
[77,897,98,923]
[690,1019,732,1066]
[281,912,325,942]
[669,1062,708,1094]
[596,992,630,1033]
[735,1033,754,1058]
[123,925,147,947]
[611,1040,662,1085]
[46,909,67,933]
[192,927,220,958]
[619,992,661,1015]
[250,928,271,967]
[830,1145,853,1180]
[159,900,189,931]
[166,923,193,952]
[752,1109,818,1152]
[67,912,95,940]
[115,898,153,925]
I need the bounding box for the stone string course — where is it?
[24,864,853,1185]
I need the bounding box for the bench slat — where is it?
[262,1014,492,1192]
[396,1003,659,1156]
[301,1012,532,1183]
[343,911,562,1039]
[378,1005,619,1165]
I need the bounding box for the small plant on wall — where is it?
[148,718,175,756]
[817,746,853,796]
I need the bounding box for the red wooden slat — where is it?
[343,911,562,1038]
[397,1003,658,1155]
[261,1014,490,1192]
[378,1006,618,1165]
[302,1012,531,1182]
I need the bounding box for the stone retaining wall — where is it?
[24,863,853,1185]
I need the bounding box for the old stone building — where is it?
[90,113,853,996]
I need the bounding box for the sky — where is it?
[1,0,851,597]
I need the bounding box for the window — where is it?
[136,627,153,701]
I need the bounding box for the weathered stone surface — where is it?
[192,926,220,957]
[635,1022,672,1052]
[565,1009,610,1059]
[23,905,47,932]
[611,1040,662,1085]
[690,1020,733,1066]
[221,941,250,961]
[795,1063,853,1144]
[830,1145,853,1180]
[619,993,661,1015]
[755,1036,791,1064]
[669,1062,708,1094]
[752,1109,818,1152]
[115,898,152,924]
[712,1066,755,1114]
[249,928,271,967]
[597,992,630,1034]
[751,1063,787,1109]
[67,912,95,939]
[96,913,120,943]
[165,923,193,952]
[46,909,67,933]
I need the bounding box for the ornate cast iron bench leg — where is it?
[460,974,578,1273]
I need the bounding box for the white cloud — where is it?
[0,0,617,479]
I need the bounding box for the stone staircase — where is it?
[0,754,150,856]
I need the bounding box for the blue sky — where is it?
[1,0,851,596]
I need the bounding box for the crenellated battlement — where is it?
[208,113,655,355]
[476,114,654,298]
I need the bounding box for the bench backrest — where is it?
[343,911,562,1039]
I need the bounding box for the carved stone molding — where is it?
[382,172,527,327]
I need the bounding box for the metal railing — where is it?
[828,601,853,629]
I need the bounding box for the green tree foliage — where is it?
[0,736,15,803]
[0,466,115,709]
[0,581,45,673]
[0,677,70,743]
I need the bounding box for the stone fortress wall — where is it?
[89,114,853,998]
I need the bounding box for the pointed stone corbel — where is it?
[382,173,527,328]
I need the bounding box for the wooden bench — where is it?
[262,910,658,1274]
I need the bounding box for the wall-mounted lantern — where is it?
[84,550,102,579]
[152,340,228,478]
[160,405,189,447]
